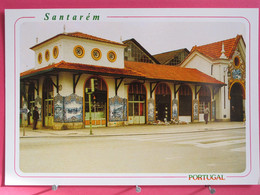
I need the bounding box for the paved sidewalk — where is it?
[20,121,245,138]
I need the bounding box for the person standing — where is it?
[204,105,210,124]
[33,106,39,130]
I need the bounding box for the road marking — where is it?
[111,134,245,145]
[195,139,245,148]
[155,135,244,143]
[109,131,246,151]
[113,133,227,141]
[230,147,246,152]
[175,136,245,145]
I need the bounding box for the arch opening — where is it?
[230,83,244,121]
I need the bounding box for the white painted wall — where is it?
[62,37,125,68]
[214,64,230,120]
[32,36,125,70]
[33,38,63,69]
[184,54,212,76]
[58,72,74,96]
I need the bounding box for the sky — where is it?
[20,21,246,72]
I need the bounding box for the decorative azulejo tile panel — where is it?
[54,94,64,122]
[193,99,199,120]
[64,93,83,123]
[148,98,154,122]
[212,100,216,120]
[172,99,178,119]
[109,96,127,122]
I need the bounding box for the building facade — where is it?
[20,32,228,130]
[180,35,246,122]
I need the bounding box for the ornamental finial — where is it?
[220,42,227,59]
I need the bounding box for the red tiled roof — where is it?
[190,35,243,60]
[30,32,125,49]
[20,61,145,78]
[21,61,225,86]
[66,32,124,46]
[125,61,225,85]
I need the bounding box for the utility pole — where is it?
[86,78,96,135]
[88,92,93,135]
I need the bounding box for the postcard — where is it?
[5,8,259,185]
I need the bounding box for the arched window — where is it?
[28,83,35,125]
[42,78,54,127]
[155,83,171,95]
[84,76,107,127]
[128,82,146,124]
[155,83,171,121]
[179,85,192,116]
[199,86,211,114]
[230,83,244,121]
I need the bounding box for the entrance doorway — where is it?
[155,83,171,122]
[199,86,211,122]
[84,76,107,127]
[179,85,192,122]
[42,78,54,127]
[128,82,146,124]
[230,83,244,121]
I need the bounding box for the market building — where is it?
[20,32,228,130]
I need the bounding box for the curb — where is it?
[20,126,245,139]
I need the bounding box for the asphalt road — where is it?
[19,127,246,173]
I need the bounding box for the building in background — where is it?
[123,38,160,64]
[153,49,190,66]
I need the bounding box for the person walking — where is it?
[33,106,39,130]
[204,105,210,124]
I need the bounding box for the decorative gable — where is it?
[228,46,246,98]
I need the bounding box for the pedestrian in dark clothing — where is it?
[33,106,39,130]
[204,105,209,124]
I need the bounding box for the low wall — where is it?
[53,122,84,130]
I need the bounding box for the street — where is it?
[19,126,246,173]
